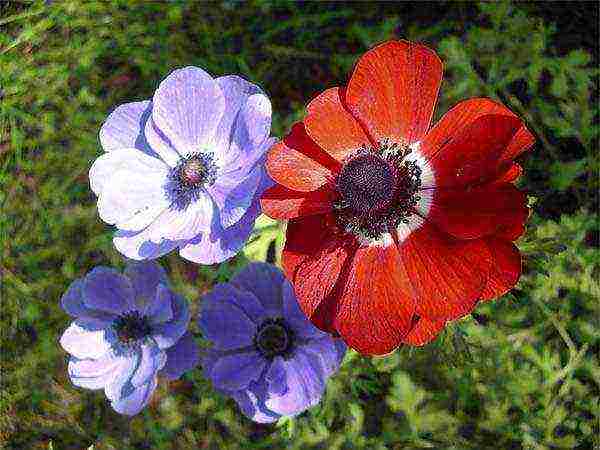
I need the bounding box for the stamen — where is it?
[254,318,294,358]
[333,141,422,240]
[165,153,217,210]
[113,311,152,346]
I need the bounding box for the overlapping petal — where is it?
[96,150,170,231]
[421,97,535,162]
[423,114,522,189]
[99,101,154,155]
[397,223,492,320]
[425,183,528,240]
[304,87,371,161]
[152,66,225,155]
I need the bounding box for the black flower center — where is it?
[254,318,294,358]
[337,153,397,214]
[165,153,217,210]
[113,311,152,345]
[334,141,422,240]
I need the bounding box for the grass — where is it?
[1,1,598,449]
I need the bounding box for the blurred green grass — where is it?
[1,1,598,449]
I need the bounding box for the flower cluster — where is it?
[59,40,534,420]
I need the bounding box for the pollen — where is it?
[181,158,209,186]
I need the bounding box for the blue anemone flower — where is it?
[199,263,346,423]
[59,261,198,416]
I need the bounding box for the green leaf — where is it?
[242,215,285,263]
[549,159,588,191]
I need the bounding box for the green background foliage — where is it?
[1,1,598,449]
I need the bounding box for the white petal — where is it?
[148,191,215,241]
[60,321,113,360]
[97,154,170,232]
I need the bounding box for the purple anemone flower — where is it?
[199,263,346,423]
[59,261,198,416]
[90,67,276,264]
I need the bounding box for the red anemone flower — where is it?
[261,40,534,355]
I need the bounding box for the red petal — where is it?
[305,87,371,161]
[260,185,335,220]
[426,114,522,189]
[281,214,337,281]
[480,237,522,301]
[294,239,352,327]
[426,183,528,240]
[402,317,446,346]
[334,245,415,355]
[265,123,340,192]
[397,223,492,320]
[494,163,523,183]
[345,40,442,145]
[283,123,341,172]
[421,97,535,162]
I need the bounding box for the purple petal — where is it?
[159,331,199,381]
[213,75,264,152]
[99,101,155,155]
[82,267,135,315]
[200,348,222,380]
[144,115,181,167]
[300,337,346,378]
[232,383,281,424]
[282,280,326,339]
[264,351,325,417]
[202,282,266,324]
[209,351,266,391]
[231,263,286,316]
[178,199,259,265]
[145,284,174,323]
[207,165,261,229]
[60,320,114,360]
[199,299,257,351]
[152,66,225,155]
[151,293,190,350]
[96,152,170,232]
[110,376,158,416]
[113,229,181,261]
[216,95,272,171]
[123,261,169,305]
[131,342,166,387]
[61,279,114,324]
[68,353,126,390]
[264,356,287,396]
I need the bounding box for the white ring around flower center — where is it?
[359,141,435,248]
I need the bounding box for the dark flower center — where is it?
[334,141,422,240]
[181,158,209,186]
[113,311,152,345]
[337,153,397,214]
[254,318,294,358]
[165,153,217,210]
